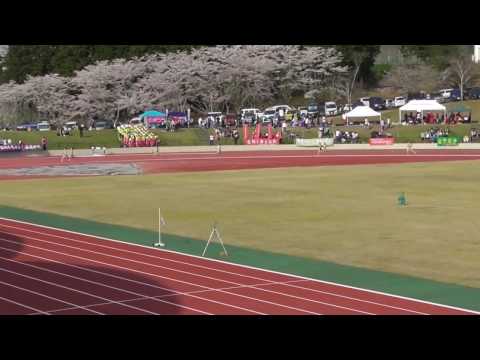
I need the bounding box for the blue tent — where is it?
[140,110,166,118]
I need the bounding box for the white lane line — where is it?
[0,277,104,315]
[2,234,369,315]
[0,248,210,315]
[25,279,307,315]
[0,223,431,314]
[0,239,297,315]
[0,295,50,315]
[0,263,159,315]
[2,217,478,315]
[0,244,261,316]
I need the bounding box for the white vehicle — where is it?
[262,109,277,123]
[439,89,454,99]
[241,108,262,123]
[37,121,51,131]
[385,99,395,108]
[325,101,338,116]
[360,97,370,106]
[266,105,293,113]
[341,104,353,113]
[241,108,263,118]
[298,107,308,116]
[393,96,407,107]
[129,117,142,125]
[64,121,79,130]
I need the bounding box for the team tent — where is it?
[344,106,381,125]
[399,100,446,122]
[140,110,166,127]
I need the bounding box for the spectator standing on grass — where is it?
[233,129,239,145]
[79,124,84,137]
[41,137,48,151]
[209,134,214,145]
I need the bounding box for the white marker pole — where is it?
[155,208,165,247]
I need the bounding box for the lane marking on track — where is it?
[0,264,159,315]
[0,223,430,314]
[25,279,307,315]
[0,245,210,315]
[0,238,316,315]
[0,277,104,315]
[1,233,372,315]
[1,217,478,314]
[0,295,50,315]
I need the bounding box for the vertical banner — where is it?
[267,124,273,139]
[243,124,249,144]
[254,123,261,140]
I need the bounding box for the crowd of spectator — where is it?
[420,127,450,142]
[334,130,360,144]
[402,112,472,126]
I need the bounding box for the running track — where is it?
[0,217,477,315]
[1,149,480,180]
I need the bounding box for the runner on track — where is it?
[406,142,416,155]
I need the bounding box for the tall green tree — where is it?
[335,45,381,86]
[400,45,471,70]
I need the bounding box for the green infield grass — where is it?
[1,160,480,289]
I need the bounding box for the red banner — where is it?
[246,138,280,145]
[369,138,395,145]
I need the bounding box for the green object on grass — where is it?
[398,192,407,206]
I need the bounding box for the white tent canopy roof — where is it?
[399,100,446,112]
[345,106,381,118]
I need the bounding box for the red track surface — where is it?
[0,217,477,315]
[1,149,480,180]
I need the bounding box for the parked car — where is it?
[266,105,293,113]
[94,121,112,130]
[369,97,386,111]
[385,99,395,108]
[449,89,462,101]
[393,96,407,107]
[352,101,363,109]
[262,109,277,123]
[429,92,446,103]
[407,92,427,101]
[467,87,480,100]
[298,107,308,117]
[439,88,454,99]
[339,104,353,113]
[359,97,370,106]
[37,121,51,132]
[16,123,38,131]
[307,102,326,117]
[325,101,338,116]
[240,108,263,120]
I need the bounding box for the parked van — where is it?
[439,89,454,99]
[241,108,263,119]
[385,99,395,108]
[325,101,338,116]
[359,97,370,106]
[394,96,407,107]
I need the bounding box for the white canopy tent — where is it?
[345,106,381,125]
[399,100,446,122]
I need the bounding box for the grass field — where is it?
[1,161,480,288]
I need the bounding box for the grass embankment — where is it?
[2,100,479,148]
[2,161,480,289]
